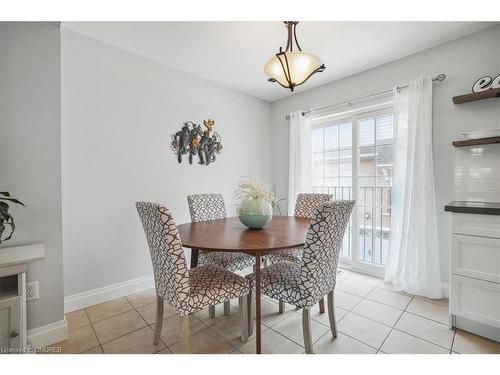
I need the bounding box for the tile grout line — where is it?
[202,318,247,353]
[375,295,455,353]
[158,307,236,353]
[130,297,173,352]
[389,327,454,352]
[92,296,165,352]
[403,309,451,326]
[65,275,456,354]
[84,308,104,354]
[374,295,413,352]
[146,294,453,354]
[85,303,135,324]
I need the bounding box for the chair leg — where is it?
[247,290,254,336]
[302,307,314,354]
[153,295,164,345]
[319,297,325,313]
[208,305,215,319]
[179,315,190,354]
[238,296,249,342]
[327,290,337,338]
[224,301,230,316]
[279,300,285,313]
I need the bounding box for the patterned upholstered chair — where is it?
[187,193,255,317]
[266,193,333,313]
[266,193,333,265]
[136,201,250,351]
[247,201,355,354]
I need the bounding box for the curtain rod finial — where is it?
[436,73,446,81]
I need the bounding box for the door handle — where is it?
[10,330,19,338]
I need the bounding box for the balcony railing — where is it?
[312,186,391,266]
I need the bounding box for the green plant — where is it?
[234,176,285,214]
[0,192,25,244]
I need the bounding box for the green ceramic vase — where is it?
[238,197,273,229]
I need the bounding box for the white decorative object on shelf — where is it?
[472,73,500,92]
[461,128,500,140]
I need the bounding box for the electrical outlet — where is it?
[26,281,39,301]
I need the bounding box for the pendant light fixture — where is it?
[264,21,325,92]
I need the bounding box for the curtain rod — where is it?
[284,73,446,120]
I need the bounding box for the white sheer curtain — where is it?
[288,111,312,215]
[385,77,443,299]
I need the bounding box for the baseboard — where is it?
[64,275,154,313]
[27,318,68,348]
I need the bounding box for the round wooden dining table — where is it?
[177,216,311,354]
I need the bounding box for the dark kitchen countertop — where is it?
[444,201,500,216]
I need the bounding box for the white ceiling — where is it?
[62,21,496,102]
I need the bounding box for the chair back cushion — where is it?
[294,193,333,218]
[187,193,226,222]
[136,201,190,311]
[300,200,355,302]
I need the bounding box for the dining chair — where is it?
[266,193,333,313]
[136,201,250,351]
[246,200,355,354]
[187,193,255,317]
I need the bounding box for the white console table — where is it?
[0,244,44,353]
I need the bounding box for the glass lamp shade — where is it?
[264,51,322,88]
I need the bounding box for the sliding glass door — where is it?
[311,108,394,275]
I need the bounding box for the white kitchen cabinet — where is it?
[451,274,500,328]
[446,208,500,342]
[452,212,500,238]
[451,234,500,283]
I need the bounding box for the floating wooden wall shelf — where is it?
[452,88,500,104]
[452,137,500,147]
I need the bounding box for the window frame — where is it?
[311,103,394,277]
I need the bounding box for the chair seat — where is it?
[188,264,250,312]
[199,251,255,272]
[246,262,318,308]
[266,247,303,264]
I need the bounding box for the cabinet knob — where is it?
[10,330,19,338]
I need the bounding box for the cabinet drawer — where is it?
[452,213,500,238]
[450,275,500,328]
[452,234,500,283]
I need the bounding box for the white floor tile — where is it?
[238,329,304,354]
[381,330,449,354]
[272,312,329,346]
[366,288,412,310]
[314,332,377,354]
[453,329,500,354]
[337,278,376,297]
[334,290,363,310]
[348,273,383,286]
[406,298,449,325]
[309,302,348,327]
[395,312,454,349]
[337,312,391,349]
[352,299,403,327]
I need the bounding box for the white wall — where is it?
[61,29,271,297]
[0,22,64,329]
[270,25,500,282]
